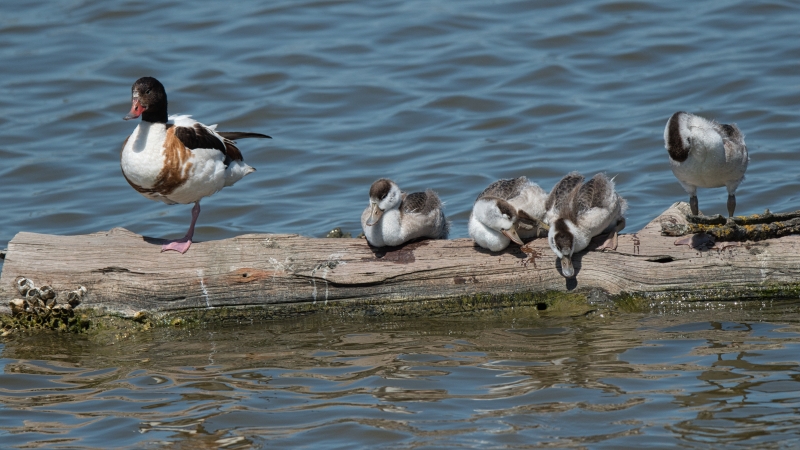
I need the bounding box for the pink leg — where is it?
[161,202,201,254]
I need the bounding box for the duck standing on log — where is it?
[361,178,449,247]
[545,172,627,277]
[468,176,548,251]
[121,77,271,253]
[664,111,748,217]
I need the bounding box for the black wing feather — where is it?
[174,125,272,165]
[174,124,226,153]
[218,131,272,140]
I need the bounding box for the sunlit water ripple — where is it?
[2,0,800,447]
[1,1,799,248]
[4,305,800,448]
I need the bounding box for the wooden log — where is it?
[2,202,800,320]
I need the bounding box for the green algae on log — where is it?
[661,207,800,241]
[2,202,800,323]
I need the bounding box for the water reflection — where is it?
[2,304,800,447]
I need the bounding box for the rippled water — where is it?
[1,0,799,249]
[3,304,800,448]
[3,0,800,447]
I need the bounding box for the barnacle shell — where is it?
[15,277,34,296]
[67,286,87,308]
[9,299,26,316]
[39,285,56,301]
[25,288,39,299]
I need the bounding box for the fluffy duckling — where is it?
[361,179,449,247]
[468,177,548,251]
[664,111,748,217]
[546,172,627,277]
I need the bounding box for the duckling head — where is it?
[548,218,577,277]
[366,178,403,226]
[473,197,524,245]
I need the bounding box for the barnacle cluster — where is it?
[1,277,91,336]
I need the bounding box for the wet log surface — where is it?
[2,202,800,319]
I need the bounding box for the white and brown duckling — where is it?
[468,176,548,251]
[544,172,585,226]
[361,178,449,247]
[546,172,627,278]
[664,111,748,217]
[121,77,271,253]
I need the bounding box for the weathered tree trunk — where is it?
[2,202,799,319]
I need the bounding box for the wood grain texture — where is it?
[2,202,799,318]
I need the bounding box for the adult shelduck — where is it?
[121,76,270,253]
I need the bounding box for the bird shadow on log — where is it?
[561,232,620,291]
[366,239,431,264]
[142,236,169,246]
[470,242,536,260]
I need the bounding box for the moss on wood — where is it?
[662,209,800,241]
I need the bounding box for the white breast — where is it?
[121,122,167,190]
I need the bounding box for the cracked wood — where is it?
[2,202,800,317]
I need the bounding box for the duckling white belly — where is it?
[671,145,748,190]
[362,208,445,247]
[574,199,624,253]
[581,207,618,238]
[362,223,386,248]
[468,214,509,251]
[362,209,402,247]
